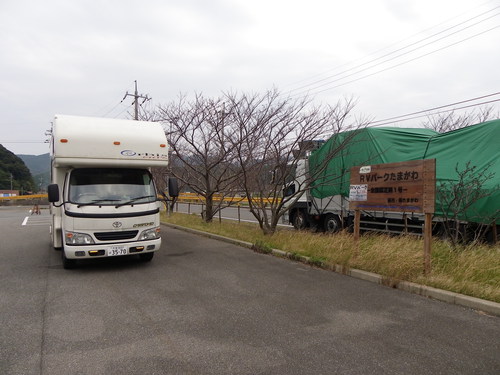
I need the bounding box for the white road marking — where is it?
[22,216,29,226]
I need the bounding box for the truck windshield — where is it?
[69,168,156,206]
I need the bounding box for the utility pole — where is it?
[122,80,151,120]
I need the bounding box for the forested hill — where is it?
[18,153,50,191]
[0,144,35,192]
[18,153,50,175]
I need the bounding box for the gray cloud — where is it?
[0,0,498,155]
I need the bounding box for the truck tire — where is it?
[60,233,76,269]
[292,210,308,230]
[323,214,341,234]
[139,252,154,262]
[62,249,77,269]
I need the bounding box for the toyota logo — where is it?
[112,221,122,228]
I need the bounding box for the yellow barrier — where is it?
[175,193,279,205]
[0,193,279,204]
[0,194,48,201]
[162,193,253,205]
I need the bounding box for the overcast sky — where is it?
[1,0,498,155]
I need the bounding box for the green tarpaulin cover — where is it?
[309,120,500,224]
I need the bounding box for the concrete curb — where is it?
[162,222,500,317]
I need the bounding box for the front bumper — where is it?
[63,238,161,259]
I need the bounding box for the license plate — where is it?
[108,246,127,256]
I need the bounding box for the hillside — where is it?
[18,153,51,190]
[18,153,50,175]
[0,145,35,192]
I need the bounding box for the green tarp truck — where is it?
[284,120,499,238]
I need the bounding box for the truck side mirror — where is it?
[168,177,179,198]
[47,184,60,203]
[283,183,296,197]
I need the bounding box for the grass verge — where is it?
[161,212,500,303]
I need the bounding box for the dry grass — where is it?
[161,212,500,302]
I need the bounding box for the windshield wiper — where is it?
[77,199,120,208]
[115,195,155,208]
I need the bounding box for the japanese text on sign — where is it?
[349,184,368,201]
[349,159,435,213]
[359,171,420,183]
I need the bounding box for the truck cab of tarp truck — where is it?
[282,139,347,232]
[47,115,175,269]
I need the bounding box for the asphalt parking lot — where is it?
[1,206,499,375]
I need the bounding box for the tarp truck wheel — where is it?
[324,214,341,234]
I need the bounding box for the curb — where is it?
[162,222,500,317]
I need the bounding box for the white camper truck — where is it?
[48,115,172,269]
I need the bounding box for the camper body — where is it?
[48,115,169,268]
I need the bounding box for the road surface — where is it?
[1,206,499,374]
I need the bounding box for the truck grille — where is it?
[94,230,138,241]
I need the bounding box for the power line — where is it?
[113,103,134,119]
[371,98,500,127]
[282,0,498,90]
[289,24,500,98]
[369,97,500,127]
[285,7,499,97]
[101,100,126,118]
[91,82,136,118]
[369,92,500,125]
[96,81,149,120]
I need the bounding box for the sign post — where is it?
[423,213,432,274]
[349,159,436,273]
[353,209,361,256]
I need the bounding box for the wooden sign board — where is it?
[349,159,436,214]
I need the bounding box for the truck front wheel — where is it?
[62,250,77,269]
[292,210,308,230]
[60,233,77,269]
[139,252,154,262]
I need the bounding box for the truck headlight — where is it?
[65,231,95,245]
[139,226,161,241]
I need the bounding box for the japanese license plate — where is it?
[108,246,127,256]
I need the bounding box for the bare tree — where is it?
[153,89,365,233]
[156,94,242,222]
[229,90,365,235]
[437,161,499,247]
